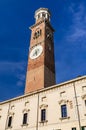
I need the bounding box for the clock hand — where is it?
[33,49,38,56]
[35,49,40,56]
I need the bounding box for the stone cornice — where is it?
[29,20,54,32]
[0,75,86,105]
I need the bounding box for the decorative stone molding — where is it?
[21,123,28,127]
[25,101,29,106]
[82,86,86,91]
[40,104,48,109]
[58,99,69,105]
[39,120,48,125]
[60,91,66,96]
[82,94,86,99]
[59,116,70,120]
[41,96,47,102]
[8,112,15,116]
[59,99,73,109]
[11,105,15,110]
[75,78,86,85]
[22,109,30,113]
[7,126,12,129]
[69,101,73,109]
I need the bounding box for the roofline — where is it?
[29,20,54,32]
[0,75,86,105]
[35,8,51,17]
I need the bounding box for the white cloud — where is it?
[0,61,26,87]
[16,80,24,87]
[0,61,25,72]
[16,73,25,81]
[16,73,26,87]
[66,3,86,42]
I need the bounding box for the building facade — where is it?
[0,8,86,130]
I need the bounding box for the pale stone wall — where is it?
[0,76,86,130]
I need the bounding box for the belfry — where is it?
[25,8,56,94]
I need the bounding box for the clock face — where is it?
[30,45,43,59]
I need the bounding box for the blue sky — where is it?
[0,0,86,101]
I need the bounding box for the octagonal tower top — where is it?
[34,8,51,23]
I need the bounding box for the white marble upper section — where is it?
[34,8,51,22]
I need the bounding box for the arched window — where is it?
[38,14,40,19]
[42,12,46,18]
[22,109,30,126]
[40,104,48,123]
[58,99,70,120]
[33,29,42,39]
[6,106,15,128]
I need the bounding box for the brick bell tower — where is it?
[25,8,56,94]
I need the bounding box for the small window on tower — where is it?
[37,30,41,36]
[42,13,46,18]
[33,29,42,39]
[38,14,40,19]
